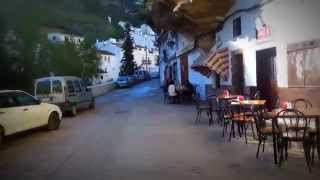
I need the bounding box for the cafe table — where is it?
[230,100,267,106]
[229,100,267,139]
[207,95,239,124]
[263,110,320,164]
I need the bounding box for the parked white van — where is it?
[34,76,95,116]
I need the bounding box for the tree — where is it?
[79,38,100,78]
[120,24,136,75]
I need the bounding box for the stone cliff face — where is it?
[146,0,234,36]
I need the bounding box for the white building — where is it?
[46,28,84,44]
[95,40,123,84]
[197,0,320,110]
[158,31,213,100]
[131,24,159,73]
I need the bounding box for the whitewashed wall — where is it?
[133,47,159,73]
[48,32,84,44]
[95,40,123,83]
[217,0,320,87]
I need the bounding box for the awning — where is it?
[191,48,229,77]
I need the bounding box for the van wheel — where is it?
[70,106,77,116]
[89,98,95,109]
[48,112,60,130]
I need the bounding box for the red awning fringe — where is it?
[191,48,229,77]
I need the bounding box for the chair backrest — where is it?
[253,110,267,134]
[291,98,312,112]
[254,91,261,100]
[207,96,218,108]
[274,96,280,109]
[276,109,309,140]
[194,96,212,109]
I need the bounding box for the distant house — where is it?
[44,28,84,44]
[133,44,159,73]
[131,24,159,73]
[95,39,122,84]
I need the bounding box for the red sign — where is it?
[257,25,271,41]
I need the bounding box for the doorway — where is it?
[256,47,277,110]
[180,54,189,84]
[231,53,244,95]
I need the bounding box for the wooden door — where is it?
[256,47,277,110]
[231,53,244,95]
[180,54,189,84]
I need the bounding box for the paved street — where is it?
[0,79,319,180]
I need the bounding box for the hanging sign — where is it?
[257,25,272,41]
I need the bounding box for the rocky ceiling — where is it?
[146,0,234,36]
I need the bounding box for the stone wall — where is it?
[278,87,320,114]
[88,82,116,97]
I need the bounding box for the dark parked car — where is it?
[116,76,133,88]
[128,75,138,84]
[150,72,160,78]
[135,70,151,81]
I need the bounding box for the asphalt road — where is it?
[0,79,319,180]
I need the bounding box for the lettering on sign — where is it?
[257,25,272,41]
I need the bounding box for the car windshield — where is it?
[36,80,51,95]
[118,77,128,81]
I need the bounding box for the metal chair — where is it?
[194,97,213,125]
[228,105,256,144]
[276,109,314,172]
[291,98,313,112]
[253,109,281,159]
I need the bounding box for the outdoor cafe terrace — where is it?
[164,87,320,174]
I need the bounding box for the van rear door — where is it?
[73,79,86,108]
[35,80,52,103]
[51,80,65,105]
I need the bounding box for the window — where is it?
[36,80,51,95]
[107,56,110,63]
[233,17,242,38]
[12,92,38,106]
[74,80,81,92]
[0,93,16,108]
[288,43,320,87]
[67,80,75,93]
[52,80,63,93]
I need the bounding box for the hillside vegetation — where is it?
[0,0,145,91]
[0,0,144,39]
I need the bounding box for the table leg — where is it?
[272,117,278,164]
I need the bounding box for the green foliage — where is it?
[119,24,136,76]
[0,29,100,90]
[0,0,146,90]
[79,39,101,77]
